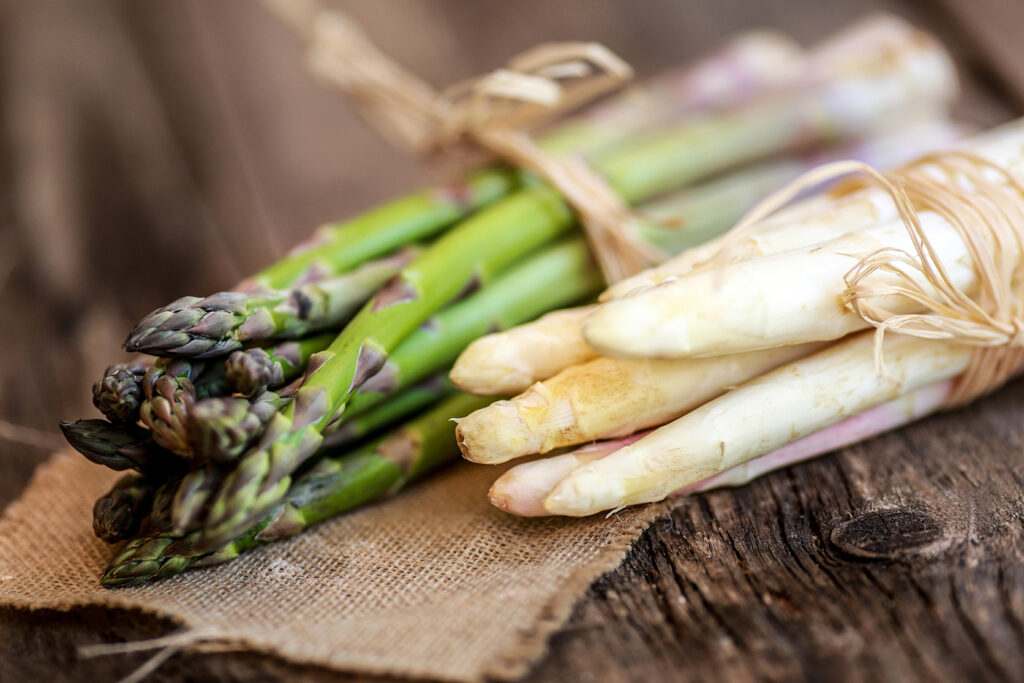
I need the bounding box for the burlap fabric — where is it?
[0,452,668,681]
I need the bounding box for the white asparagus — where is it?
[488,435,644,517]
[680,378,951,493]
[450,306,597,396]
[602,117,965,301]
[457,343,819,464]
[587,119,1024,359]
[492,379,949,517]
[586,210,980,358]
[544,332,970,516]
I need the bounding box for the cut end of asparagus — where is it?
[125,293,248,358]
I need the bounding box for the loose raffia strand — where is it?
[262,0,660,282]
[721,151,1024,407]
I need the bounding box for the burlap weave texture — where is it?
[0,453,667,681]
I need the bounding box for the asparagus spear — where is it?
[456,343,818,464]
[171,465,223,534]
[225,333,336,397]
[92,362,148,424]
[324,374,454,447]
[59,419,184,476]
[188,391,291,464]
[450,306,598,397]
[138,359,232,457]
[93,474,156,543]
[243,170,517,292]
[102,392,489,587]
[545,333,970,516]
[343,237,602,417]
[126,248,419,359]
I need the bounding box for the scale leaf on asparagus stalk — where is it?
[225,333,336,397]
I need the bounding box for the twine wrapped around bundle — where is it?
[263,0,662,282]
[726,152,1024,407]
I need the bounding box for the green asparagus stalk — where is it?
[188,391,292,464]
[244,170,518,292]
[324,374,454,447]
[126,248,419,359]
[171,465,222,534]
[59,419,184,476]
[225,333,336,397]
[343,237,601,418]
[93,474,156,543]
[92,362,148,424]
[102,392,489,586]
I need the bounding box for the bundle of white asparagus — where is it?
[454,113,1024,517]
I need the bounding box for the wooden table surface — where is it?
[2,1,1023,681]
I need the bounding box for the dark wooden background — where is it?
[2,1,1023,681]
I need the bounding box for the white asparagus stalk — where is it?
[680,379,951,493]
[488,434,645,517]
[603,117,965,301]
[492,379,949,517]
[544,332,970,516]
[457,342,819,464]
[450,306,598,396]
[586,209,979,359]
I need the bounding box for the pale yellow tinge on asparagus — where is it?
[544,332,971,516]
[457,343,818,464]
[587,212,978,358]
[586,120,1024,359]
[450,306,597,396]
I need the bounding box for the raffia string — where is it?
[262,0,661,282]
[725,151,1024,407]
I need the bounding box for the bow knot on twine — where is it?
[265,0,661,282]
[731,150,1024,407]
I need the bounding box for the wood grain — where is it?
[1,1,1021,681]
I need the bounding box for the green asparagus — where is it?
[225,333,336,397]
[102,392,489,586]
[324,374,454,447]
[93,474,156,543]
[188,391,291,464]
[126,248,420,359]
[344,237,601,418]
[92,362,148,424]
[59,419,184,476]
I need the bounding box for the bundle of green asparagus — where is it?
[458,117,1024,518]
[62,14,962,585]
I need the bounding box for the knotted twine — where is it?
[263,0,663,282]
[723,150,1024,407]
